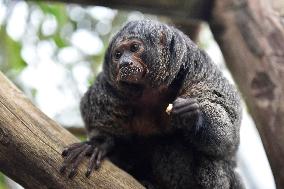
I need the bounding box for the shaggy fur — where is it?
[73,20,243,189]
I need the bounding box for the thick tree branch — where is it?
[210,0,284,188]
[0,71,144,189]
[40,0,212,21]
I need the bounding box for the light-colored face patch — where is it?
[112,39,147,84]
[117,65,145,83]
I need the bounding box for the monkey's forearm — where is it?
[191,101,240,157]
[171,97,240,157]
[80,74,132,137]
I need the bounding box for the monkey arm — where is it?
[193,99,240,157]
[61,73,131,178]
[171,96,241,158]
[80,73,132,137]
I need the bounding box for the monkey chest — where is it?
[122,87,174,136]
[126,107,171,136]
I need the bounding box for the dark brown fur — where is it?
[61,20,244,189]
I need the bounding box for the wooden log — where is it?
[210,0,284,188]
[0,71,144,189]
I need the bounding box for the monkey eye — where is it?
[114,51,122,60]
[130,43,139,52]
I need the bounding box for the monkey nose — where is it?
[119,61,133,69]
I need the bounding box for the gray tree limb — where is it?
[0,71,144,189]
[42,0,212,21]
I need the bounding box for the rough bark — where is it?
[43,0,212,21]
[0,71,144,189]
[210,0,284,188]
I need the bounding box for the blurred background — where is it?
[0,0,276,188]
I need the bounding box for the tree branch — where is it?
[210,0,284,188]
[0,72,144,189]
[39,0,212,21]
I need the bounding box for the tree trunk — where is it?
[0,71,144,189]
[210,0,284,188]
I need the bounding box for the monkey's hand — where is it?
[60,135,114,178]
[171,97,203,129]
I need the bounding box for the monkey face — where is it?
[112,39,148,84]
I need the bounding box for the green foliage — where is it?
[0,173,7,189]
[37,2,69,47]
[0,27,27,75]
[37,2,68,26]
[4,32,26,72]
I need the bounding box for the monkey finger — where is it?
[68,145,92,178]
[173,98,188,107]
[62,142,85,157]
[59,165,67,174]
[182,109,201,118]
[180,110,202,125]
[64,143,88,163]
[172,103,199,115]
[86,144,96,156]
[85,148,99,177]
[173,98,198,109]
[95,150,106,170]
[60,143,88,174]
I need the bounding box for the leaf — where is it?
[37,2,68,26]
[35,2,70,48]
[2,29,27,73]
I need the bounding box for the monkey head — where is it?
[103,20,195,90]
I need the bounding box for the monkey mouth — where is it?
[116,66,146,84]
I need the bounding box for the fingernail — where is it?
[68,170,76,178]
[59,166,66,173]
[85,170,91,177]
[62,150,68,156]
